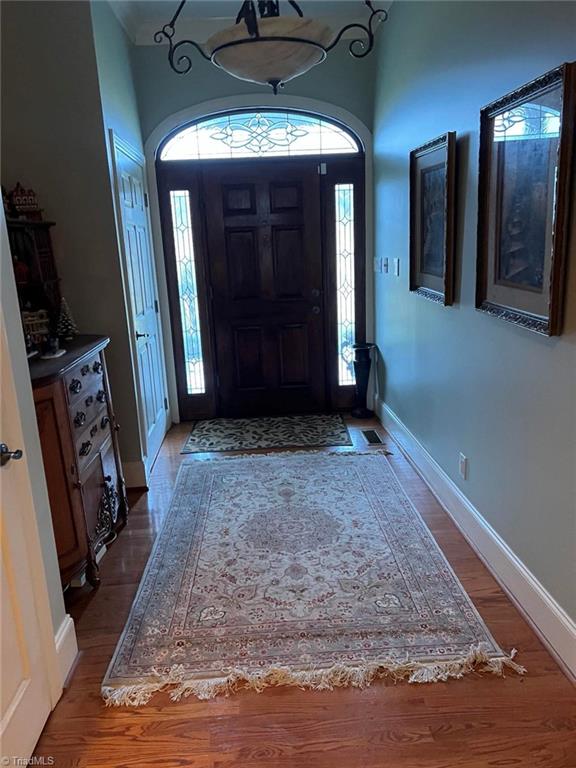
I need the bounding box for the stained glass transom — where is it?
[335,183,356,387]
[169,190,205,394]
[160,111,360,160]
[494,103,561,142]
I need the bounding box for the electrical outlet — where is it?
[393,258,400,276]
[458,453,468,480]
[383,257,389,274]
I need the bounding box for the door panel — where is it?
[279,324,309,385]
[0,318,53,759]
[112,137,168,473]
[204,161,326,416]
[272,227,305,298]
[233,326,266,389]
[226,229,261,299]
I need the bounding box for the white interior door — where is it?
[111,133,169,476]
[0,324,53,759]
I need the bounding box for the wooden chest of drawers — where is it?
[30,335,128,587]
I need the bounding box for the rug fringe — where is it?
[101,643,525,706]
[186,447,393,462]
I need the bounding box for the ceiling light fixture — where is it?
[154,1,387,94]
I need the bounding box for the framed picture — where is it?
[409,132,456,305]
[476,62,576,336]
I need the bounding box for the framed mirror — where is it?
[476,63,576,336]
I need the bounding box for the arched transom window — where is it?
[160,110,361,161]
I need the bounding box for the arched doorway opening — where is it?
[155,108,366,420]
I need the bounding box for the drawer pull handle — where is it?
[101,415,110,429]
[96,389,107,404]
[79,441,92,457]
[69,378,82,394]
[80,364,90,376]
[92,361,103,374]
[90,424,98,438]
[85,395,94,407]
[74,411,86,428]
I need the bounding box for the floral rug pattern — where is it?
[102,453,520,705]
[181,414,352,453]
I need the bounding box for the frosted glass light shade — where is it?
[206,18,334,87]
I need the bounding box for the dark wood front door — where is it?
[204,161,326,416]
[158,152,365,421]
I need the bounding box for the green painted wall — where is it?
[373,1,576,618]
[0,0,116,629]
[1,1,145,473]
[91,0,144,153]
[132,42,376,142]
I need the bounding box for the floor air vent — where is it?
[362,429,383,445]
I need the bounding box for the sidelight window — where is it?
[169,190,205,394]
[335,183,356,387]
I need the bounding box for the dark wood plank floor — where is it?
[35,419,576,767]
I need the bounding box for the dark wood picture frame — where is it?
[409,132,456,305]
[476,62,576,336]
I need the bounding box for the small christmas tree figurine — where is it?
[56,297,78,340]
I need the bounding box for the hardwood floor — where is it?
[35,419,576,767]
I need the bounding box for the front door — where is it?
[204,161,326,416]
[157,121,366,422]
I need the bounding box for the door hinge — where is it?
[318,162,327,175]
[144,192,149,208]
[164,397,169,410]
[154,298,159,313]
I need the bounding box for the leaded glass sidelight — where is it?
[160,111,360,161]
[335,183,356,386]
[169,191,205,394]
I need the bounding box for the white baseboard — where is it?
[54,614,78,688]
[376,398,576,681]
[122,459,148,489]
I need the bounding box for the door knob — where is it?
[135,332,150,339]
[311,288,321,298]
[0,443,23,467]
[312,306,321,314]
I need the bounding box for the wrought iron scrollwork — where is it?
[325,1,388,58]
[153,0,211,75]
[89,476,119,552]
[102,476,120,527]
[154,0,387,86]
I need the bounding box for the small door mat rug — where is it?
[181,413,353,453]
[102,452,524,706]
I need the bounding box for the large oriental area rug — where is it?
[102,453,523,705]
